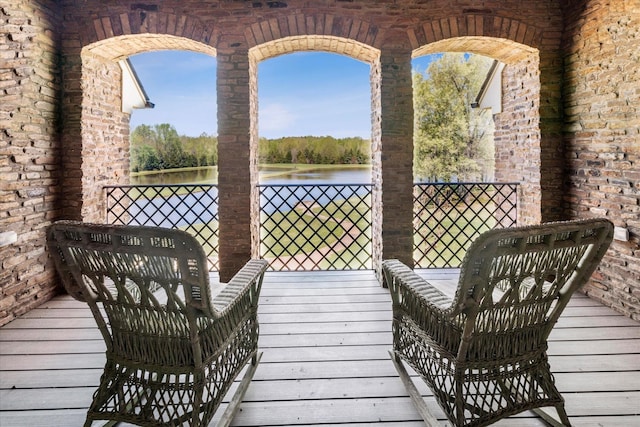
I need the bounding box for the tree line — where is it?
[259,136,370,165]
[131,125,371,172]
[130,124,218,172]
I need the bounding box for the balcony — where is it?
[1,183,637,426]
[1,269,639,425]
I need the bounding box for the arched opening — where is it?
[255,51,372,270]
[248,36,380,270]
[410,37,541,267]
[127,51,218,179]
[413,37,541,224]
[68,35,216,223]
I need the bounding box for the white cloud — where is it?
[259,103,296,136]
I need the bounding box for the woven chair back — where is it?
[47,221,215,365]
[451,218,613,361]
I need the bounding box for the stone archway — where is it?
[410,25,562,225]
[246,35,381,265]
[62,35,216,222]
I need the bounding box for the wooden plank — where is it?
[0,410,88,426]
[549,326,640,340]
[220,397,431,425]
[244,376,424,403]
[263,276,385,290]
[254,360,398,380]
[554,316,640,328]
[0,369,102,389]
[547,417,640,427]
[259,344,391,363]
[259,301,391,313]
[18,307,94,319]
[563,391,640,416]
[2,318,98,329]
[265,273,382,280]
[0,339,106,355]
[260,282,389,296]
[547,339,640,356]
[0,328,102,341]
[0,387,95,410]
[260,320,390,335]
[554,371,640,392]
[548,354,640,372]
[259,293,391,305]
[260,331,391,348]
[0,353,106,370]
[560,305,629,317]
[259,311,391,323]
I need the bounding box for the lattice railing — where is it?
[104,182,517,272]
[413,182,519,268]
[104,185,219,271]
[258,184,373,271]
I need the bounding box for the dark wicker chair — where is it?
[47,221,268,427]
[382,219,613,427]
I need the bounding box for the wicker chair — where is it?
[382,219,613,427]
[47,221,268,427]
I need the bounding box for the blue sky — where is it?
[129,51,434,139]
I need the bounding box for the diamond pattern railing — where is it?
[413,182,519,268]
[104,181,517,272]
[258,184,373,271]
[104,185,219,271]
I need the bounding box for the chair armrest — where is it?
[383,259,464,356]
[382,259,452,311]
[211,259,268,316]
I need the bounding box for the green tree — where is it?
[413,53,494,182]
[152,124,183,169]
[130,124,219,172]
[258,136,371,165]
[130,124,160,171]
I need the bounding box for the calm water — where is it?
[127,166,372,228]
[130,166,372,185]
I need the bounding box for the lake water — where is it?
[126,165,372,228]
[130,165,372,186]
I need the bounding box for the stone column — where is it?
[217,47,253,282]
[372,40,415,282]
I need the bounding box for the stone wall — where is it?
[79,53,130,222]
[0,0,62,324]
[494,55,543,225]
[563,0,640,319]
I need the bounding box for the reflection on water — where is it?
[131,167,218,185]
[131,165,372,185]
[126,165,372,231]
[263,168,371,184]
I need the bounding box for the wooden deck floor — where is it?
[1,270,639,426]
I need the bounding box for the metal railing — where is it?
[413,182,519,268]
[258,184,372,271]
[104,184,220,271]
[105,182,518,272]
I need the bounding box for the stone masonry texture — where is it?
[1,0,638,325]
